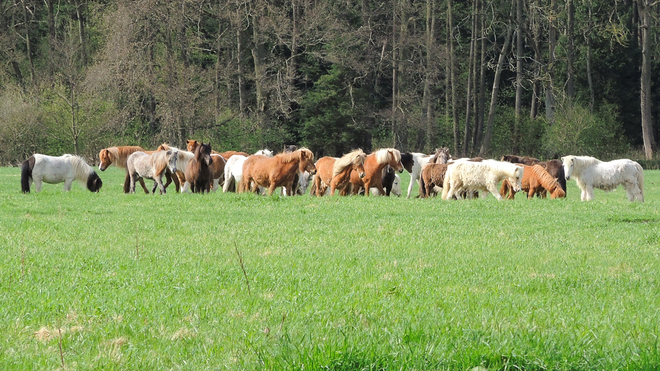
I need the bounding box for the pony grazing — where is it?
[313,150,367,196]
[501,154,540,166]
[21,154,102,193]
[185,142,214,193]
[240,148,316,196]
[561,155,644,202]
[348,148,404,196]
[127,150,178,194]
[441,160,523,201]
[500,164,566,199]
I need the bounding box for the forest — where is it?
[0,0,657,165]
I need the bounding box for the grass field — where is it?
[1,166,659,370]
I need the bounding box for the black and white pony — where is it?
[21,154,103,193]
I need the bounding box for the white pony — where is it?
[561,155,644,202]
[157,144,195,193]
[126,150,178,194]
[21,154,103,193]
[441,160,523,201]
[222,149,274,193]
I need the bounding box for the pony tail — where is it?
[21,156,34,193]
[419,170,426,197]
[440,168,452,200]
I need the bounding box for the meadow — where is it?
[1,166,659,370]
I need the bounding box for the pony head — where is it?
[561,156,575,180]
[98,149,114,171]
[432,147,451,164]
[87,171,103,192]
[298,148,316,175]
[353,154,367,179]
[509,165,524,192]
[376,148,404,173]
[255,148,274,157]
[391,174,402,196]
[186,140,199,152]
[195,143,213,166]
[166,150,178,173]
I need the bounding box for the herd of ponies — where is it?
[19,140,645,202]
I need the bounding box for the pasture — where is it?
[1,166,659,370]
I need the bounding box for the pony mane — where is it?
[531,164,561,192]
[65,154,95,180]
[277,147,314,164]
[151,151,171,169]
[374,148,401,165]
[158,143,181,152]
[567,155,601,172]
[333,149,366,177]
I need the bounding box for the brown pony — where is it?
[501,154,540,166]
[185,142,214,193]
[313,149,367,196]
[500,164,566,199]
[99,146,177,193]
[210,154,226,191]
[186,139,248,161]
[240,148,316,196]
[420,163,450,198]
[348,148,404,196]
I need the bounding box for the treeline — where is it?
[0,0,657,165]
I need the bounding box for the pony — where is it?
[21,154,102,193]
[500,164,566,199]
[157,144,195,192]
[185,142,214,193]
[501,154,540,166]
[126,150,178,194]
[222,149,274,193]
[420,163,450,198]
[296,171,315,195]
[348,148,404,196]
[371,174,402,196]
[99,146,167,193]
[210,154,227,191]
[240,148,316,196]
[313,150,367,196]
[561,155,644,202]
[402,147,451,198]
[537,159,567,196]
[441,160,523,201]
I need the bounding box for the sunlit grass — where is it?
[1,166,659,370]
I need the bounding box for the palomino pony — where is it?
[222,149,274,193]
[313,149,367,196]
[185,142,214,194]
[240,148,316,196]
[348,148,404,196]
[99,145,178,193]
[441,160,523,201]
[21,154,103,193]
[500,164,566,199]
[561,155,644,202]
[126,150,178,194]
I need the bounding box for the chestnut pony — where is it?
[348,148,404,196]
[186,140,248,160]
[240,148,316,196]
[313,149,367,196]
[500,164,566,199]
[185,142,214,193]
[99,146,178,193]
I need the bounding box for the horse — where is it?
[240,148,316,196]
[537,159,567,197]
[185,142,214,194]
[561,155,644,202]
[371,174,402,196]
[157,144,195,192]
[21,154,102,193]
[420,163,450,198]
[501,154,540,166]
[222,149,274,193]
[500,164,566,199]
[126,150,178,194]
[402,147,451,198]
[210,154,227,191]
[313,150,367,197]
[441,160,523,201]
[99,146,169,193]
[348,148,404,196]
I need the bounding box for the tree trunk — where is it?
[235,0,246,116]
[585,0,594,113]
[423,0,435,153]
[74,0,87,65]
[21,0,35,82]
[392,0,398,147]
[514,0,523,154]
[473,0,486,153]
[463,1,477,156]
[546,0,557,123]
[566,0,575,100]
[448,0,459,155]
[639,0,655,159]
[480,20,514,157]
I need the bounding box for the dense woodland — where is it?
[0,0,658,165]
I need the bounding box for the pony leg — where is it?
[34,177,42,193]
[406,172,417,198]
[138,178,149,194]
[123,173,131,193]
[267,184,277,196]
[63,178,74,191]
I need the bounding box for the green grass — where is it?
[1,166,659,370]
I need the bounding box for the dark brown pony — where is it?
[99,146,177,193]
[420,163,450,197]
[186,140,248,161]
[348,148,404,196]
[538,159,566,196]
[241,148,316,196]
[313,150,366,196]
[185,142,214,193]
[501,154,540,166]
[500,164,566,199]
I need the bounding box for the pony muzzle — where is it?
[359,172,365,179]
